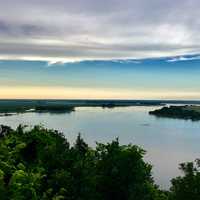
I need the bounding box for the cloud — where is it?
[167,55,200,62]
[1,0,200,62]
[111,60,142,64]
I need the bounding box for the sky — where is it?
[0,0,200,99]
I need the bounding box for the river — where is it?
[0,106,200,189]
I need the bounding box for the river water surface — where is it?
[0,106,200,189]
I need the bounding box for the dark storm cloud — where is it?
[0,23,46,37]
[0,0,200,62]
[0,20,11,34]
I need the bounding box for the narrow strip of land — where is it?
[0,100,165,115]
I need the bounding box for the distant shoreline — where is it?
[0,99,200,116]
[0,99,166,115]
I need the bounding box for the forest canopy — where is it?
[0,125,199,200]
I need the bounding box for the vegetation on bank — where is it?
[0,125,199,199]
[35,105,75,113]
[149,105,200,121]
[0,100,165,115]
[0,102,75,114]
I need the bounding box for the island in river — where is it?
[149,105,200,121]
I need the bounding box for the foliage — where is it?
[169,160,200,200]
[0,125,198,199]
[149,106,200,121]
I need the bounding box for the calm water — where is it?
[0,106,200,189]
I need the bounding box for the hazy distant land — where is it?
[0,100,166,115]
[1,100,200,117]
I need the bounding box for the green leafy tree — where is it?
[94,139,161,200]
[0,125,168,200]
[170,159,200,200]
[0,169,6,199]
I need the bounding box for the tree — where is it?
[94,139,161,200]
[0,169,6,200]
[170,159,200,200]
[0,125,168,200]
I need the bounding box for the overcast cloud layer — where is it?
[1,0,200,62]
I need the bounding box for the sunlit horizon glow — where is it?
[0,86,199,100]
